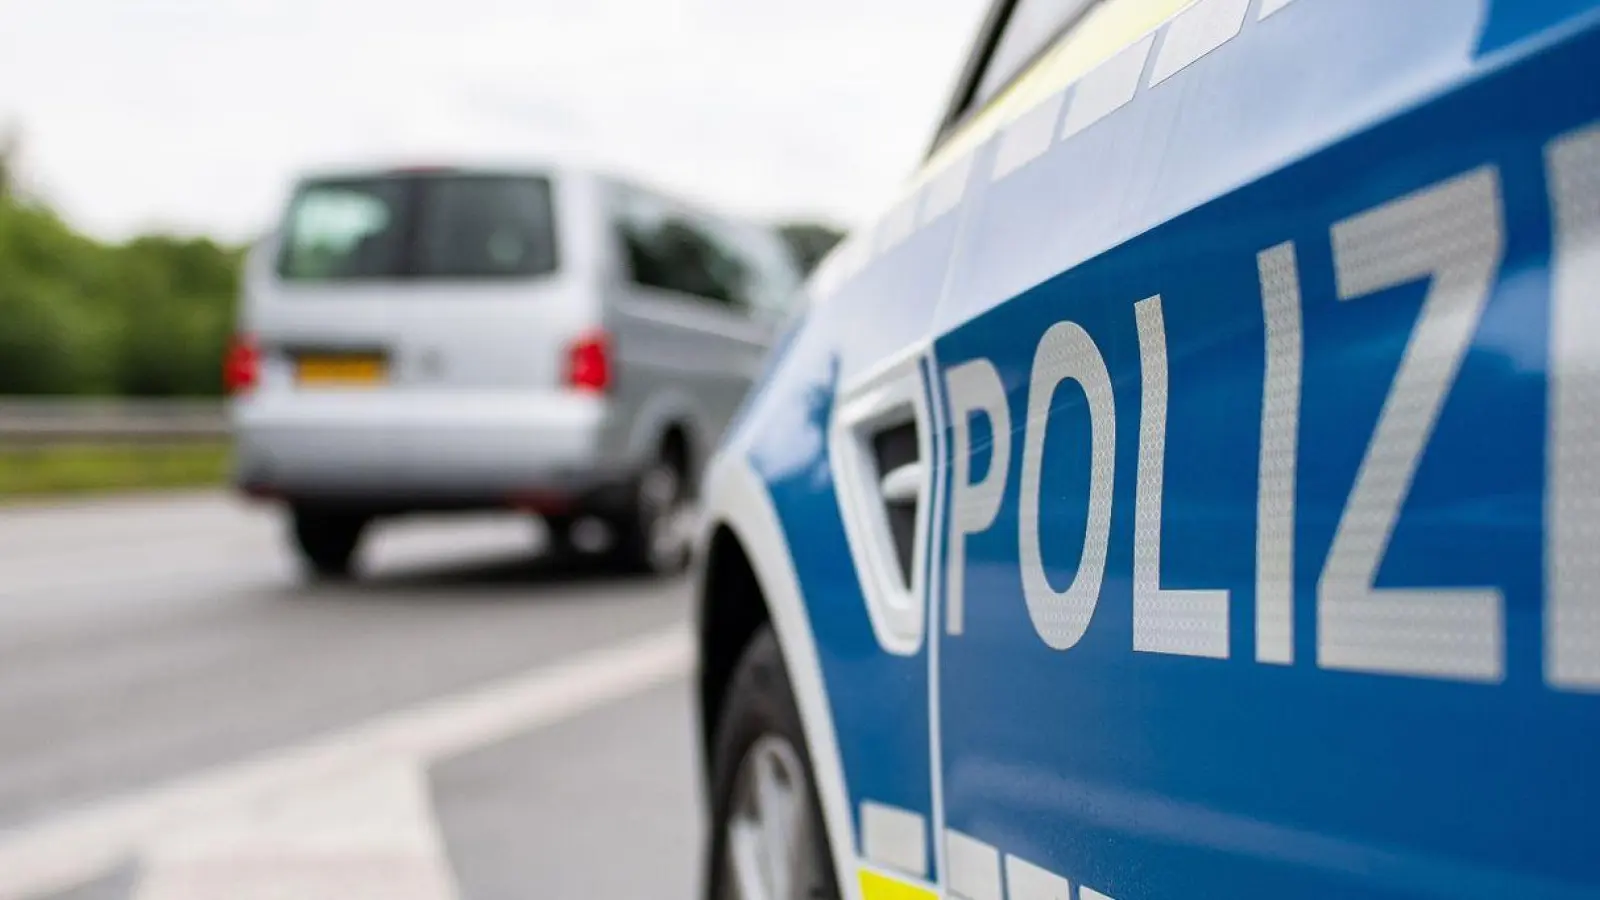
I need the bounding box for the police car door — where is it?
[925,1,1600,898]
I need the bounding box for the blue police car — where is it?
[694,1,1600,898]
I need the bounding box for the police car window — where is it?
[971,0,1096,109]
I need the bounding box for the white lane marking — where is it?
[0,626,692,900]
[133,761,458,900]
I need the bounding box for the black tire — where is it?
[704,627,841,900]
[541,513,579,558]
[612,453,692,575]
[290,506,368,580]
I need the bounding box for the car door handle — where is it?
[880,462,925,505]
[827,354,932,657]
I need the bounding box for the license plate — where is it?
[295,354,387,387]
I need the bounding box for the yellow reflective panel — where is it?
[920,0,1195,177]
[859,867,939,900]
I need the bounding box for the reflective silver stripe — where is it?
[859,802,927,877]
[921,152,975,226]
[993,92,1067,180]
[876,192,922,254]
[1259,0,1301,19]
[1060,33,1155,141]
[1004,854,1072,900]
[945,829,1002,900]
[1149,0,1251,86]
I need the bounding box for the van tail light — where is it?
[224,334,262,394]
[566,330,612,393]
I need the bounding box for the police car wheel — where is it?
[706,627,840,900]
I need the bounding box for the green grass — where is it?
[0,443,231,500]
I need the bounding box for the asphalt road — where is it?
[0,492,706,899]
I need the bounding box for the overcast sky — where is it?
[0,0,987,241]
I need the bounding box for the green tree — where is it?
[0,124,18,201]
[0,184,243,396]
[0,273,90,394]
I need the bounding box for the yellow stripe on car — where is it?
[859,867,939,900]
[921,0,1196,176]
[818,0,1198,301]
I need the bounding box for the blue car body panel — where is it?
[746,184,968,879]
[723,0,1600,896]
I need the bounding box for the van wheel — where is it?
[291,507,368,580]
[705,627,840,900]
[613,455,692,575]
[541,513,578,558]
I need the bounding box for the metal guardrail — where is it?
[0,399,228,445]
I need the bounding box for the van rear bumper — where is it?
[229,390,630,511]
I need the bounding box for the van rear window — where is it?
[276,173,559,282]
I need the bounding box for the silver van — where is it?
[228,161,803,579]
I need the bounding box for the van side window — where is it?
[617,189,751,309]
[708,217,803,320]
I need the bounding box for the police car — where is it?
[693,1,1600,898]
